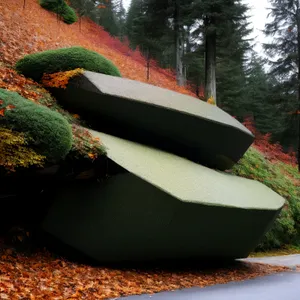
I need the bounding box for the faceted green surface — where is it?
[94,131,283,210]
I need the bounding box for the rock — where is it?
[51,71,254,170]
[41,131,284,263]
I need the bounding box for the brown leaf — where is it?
[5,104,16,110]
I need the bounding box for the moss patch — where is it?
[15,46,121,82]
[0,88,73,162]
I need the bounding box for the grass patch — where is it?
[249,245,300,257]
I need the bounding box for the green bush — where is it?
[15,46,122,82]
[0,89,72,162]
[39,0,78,24]
[232,147,300,250]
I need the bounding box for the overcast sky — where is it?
[122,0,271,53]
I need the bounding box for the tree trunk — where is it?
[183,26,190,85]
[57,3,60,24]
[296,6,300,171]
[186,26,191,53]
[146,49,150,81]
[204,18,217,105]
[196,84,199,98]
[174,0,185,86]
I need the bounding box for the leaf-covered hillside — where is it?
[0,0,194,96]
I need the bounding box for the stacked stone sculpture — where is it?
[42,71,285,263]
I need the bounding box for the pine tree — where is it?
[126,0,171,80]
[126,0,148,49]
[184,48,205,98]
[96,0,119,36]
[242,53,285,138]
[113,0,126,40]
[190,0,251,105]
[216,2,252,111]
[125,0,252,105]
[69,0,98,31]
[126,0,192,85]
[268,75,298,148]
[264,0,300,169]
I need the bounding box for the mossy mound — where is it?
[15,47,122,82]
[232,147,300,250]
[0,88,72,162]
[39,0,78,24]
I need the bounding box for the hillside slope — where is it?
[0,0,194,97]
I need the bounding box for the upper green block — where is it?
[51,71,254,170]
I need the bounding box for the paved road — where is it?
[117,272,300,300]
[114,255,300,300]
[241,254,300,268]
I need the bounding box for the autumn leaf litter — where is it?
[0,245,290,299]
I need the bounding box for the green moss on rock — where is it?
[0,88,72,162]
[15,46,122,82]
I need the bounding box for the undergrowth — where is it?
[0,127,45,172]
[249,245,300,257]
[231,118,300,251]
[0,66,105,172]
[0,88,73,162]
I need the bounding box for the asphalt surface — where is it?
[114,255,300,300]
[241,254,300,268]
[116,272,300,300]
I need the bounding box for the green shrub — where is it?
[15,46,122,81]
[0,89,72,162]
[39,0,78,24]
[232,147,300,250]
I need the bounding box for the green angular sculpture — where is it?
[50,71,254,170]
[42,130,285,263]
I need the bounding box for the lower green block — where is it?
[41,131,285,263]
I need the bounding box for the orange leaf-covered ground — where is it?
[0,0,195,97]
[0,65,43,103]
[0,243,290,299]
